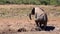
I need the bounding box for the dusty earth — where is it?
[0,17,60,34]
[0,5,60,34]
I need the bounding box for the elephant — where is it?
[29,7,48,30]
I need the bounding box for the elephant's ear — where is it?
[31,8,35,15]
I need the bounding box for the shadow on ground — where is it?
[17,26,55,32]
[35,26,55,31]
[45,26,55,31]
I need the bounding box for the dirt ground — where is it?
[0,5,60,34]
[0,17,60,34]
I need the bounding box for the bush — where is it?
[0,0,60,5]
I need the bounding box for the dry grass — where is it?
[0,5,60,18]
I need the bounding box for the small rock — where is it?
[17,28,26,32]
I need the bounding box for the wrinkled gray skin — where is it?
[29,7,48,30]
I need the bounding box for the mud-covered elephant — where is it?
[29,7,48,30]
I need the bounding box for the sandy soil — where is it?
[0,17,60,34]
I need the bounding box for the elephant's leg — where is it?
[39,22,42,28]
[43,13,48,29]
[35,20,39,27]
[44,22,47,29]
[38,21,43,30]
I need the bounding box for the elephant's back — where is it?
[35,7,44,15]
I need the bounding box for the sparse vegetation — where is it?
[0,5,60,18]
[0,0,60,5]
